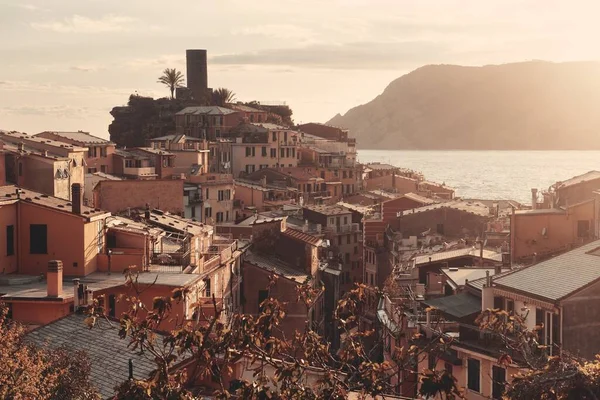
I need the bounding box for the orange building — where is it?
[35,130,116,174]
[510,198,597,263]
[1,130,87,200]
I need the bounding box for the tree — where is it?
[0,305,99,400]
[157,68,185,100]
[85,269,453,399]
[212,88,236,107]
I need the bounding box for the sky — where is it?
[1,0,600,139]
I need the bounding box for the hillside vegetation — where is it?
[328,61,600,150]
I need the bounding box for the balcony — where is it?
[325,223,360,234]
[188,193,203,204]
[306,190,331,199]
[124,167,156,177]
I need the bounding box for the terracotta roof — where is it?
[0,130,86,152]
[0,185,109,221]
[282,228,322,246]
[36,131,114,145]
[176,106,237,116]
[147,210,213,236]
[401,192,436,205]
[244,251,309,282]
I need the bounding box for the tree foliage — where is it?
[85,269,455,399]
[212,88,236,107]
[157,68,185,100]
[0,305,99,400]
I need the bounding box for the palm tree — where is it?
[157,68,185,99]
[212,87,236,107]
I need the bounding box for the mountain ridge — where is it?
[327,61,600,150]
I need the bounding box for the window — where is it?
[494,296,504,310]
[216,212,224,223]
[252,147,256,157]
[347,235,351,244]
[354,233,358,243]
[280,148,285,158]
[436,223,444,235]
[226,189,231,200]
[100,165,107,173]
[108,295,116,318]
[191,206,196,219]
[272,132,277,142]
[428,354,437,371]
[245,147,252,157]
[205,207,212,219]
[506,299,514,313]
[101,147,107,157]
[261,146,267,156]
[578,220,590,238]
[18,163,22,176]
[467,358,480,392]
[345,271,350,282]
[345,253,350,263]
[204,278,211,297]
[6,225,14,256]
[270,148,276,158]
[370,274,374,285]
[349,170,353,178]
[338,236,342,245]
[30,224,47,254]
[206,188,210,199]
[343,171,347,179]
[354,246,358,254]
[492,366,506,399]
[286,148,290,158]
[218,190,224,201]
[444,362,453,376]
[258,289,269,312]
[284,131,288,142]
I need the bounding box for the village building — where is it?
[35,130,116,174]
[174,106,243,140]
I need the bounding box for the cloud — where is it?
[70,65,99,72]
[231,24,315,40]
[0,80,135,97]
[31,14,136,33]
[125,54,185,69]
[210,41,451,70]
[0,105,97,118]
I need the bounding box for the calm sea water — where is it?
[358,150,600,204]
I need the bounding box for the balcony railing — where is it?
[188,194,203,204]
[325,223,360,234]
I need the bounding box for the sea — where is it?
[358,150,600,205]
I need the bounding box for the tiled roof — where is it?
[423,292,481,319]
[515,208,565,215]
[249,122,293,130]
[26,313,166,399]
[36,131,113,145]
[305,204,352,216]
[150,134,202,142]
[0,130,87,151]
[133,147,174,156]
[113,149,149,160]
[148,210,213,236]
[442,267,509,290]
[229,104,264,113]
[401,192,436,205]
[176,106,237,116]
[366,163,397,170]
[466,269,516,292]
[401,200,490,217]
[494,240,600,301]
[282,228,322,246]
[244,251,309,282]
[0,185,109,220]
[557,171,600,189]
[87,171,122,180]
[414,247,503,266]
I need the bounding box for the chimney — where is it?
[17,142,24,152]
[479,240,484,266]
[47,260,63,297]
[481,270,494,311]
[144,204,151,220]
[494,263,502,275]
[73,278,81,309]
[71,183,82,214]
[85,287,93,306]
[531,188,538,210]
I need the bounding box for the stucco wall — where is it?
[94,179,184,214]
